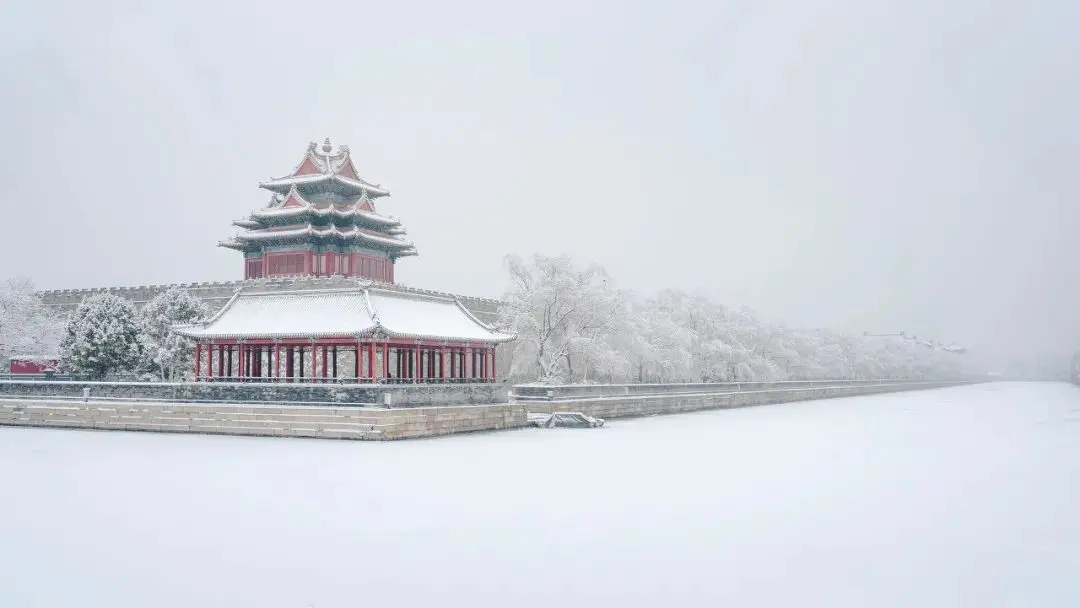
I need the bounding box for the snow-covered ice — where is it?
[1,382,1079,607]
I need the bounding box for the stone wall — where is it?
[0,380,507,407]
[523,380,971,420]
[511,379,937,401]
[0,401,527,441]
[37,276,503,324]
[0,379,974,441]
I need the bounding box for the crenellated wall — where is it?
[37,276,502,323]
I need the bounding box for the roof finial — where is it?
[321,137,333,154]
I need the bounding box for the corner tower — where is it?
[220,138,417,282]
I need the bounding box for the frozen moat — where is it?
[1,382,1078,607]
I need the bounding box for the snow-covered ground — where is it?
[1,382,1078,607]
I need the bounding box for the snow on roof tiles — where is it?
[261,140,390,197]
[229,224,416,250]
[174,287,513,343]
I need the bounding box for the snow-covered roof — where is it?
[173,286,514,343]
[8,354,59,362]
[259,138,390,197]
[225,224,416,252]
[245,187,400,226]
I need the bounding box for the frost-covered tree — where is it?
[138,287,211,381]
[499,253,975,384]
[499,254,628,383]
[59,293,142,379]
[0,277,64,362]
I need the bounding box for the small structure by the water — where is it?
[527,412,605,428]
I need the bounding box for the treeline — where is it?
[498,254,972,384]
[0,279,207,380]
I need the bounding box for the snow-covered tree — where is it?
[499,253,975,384]
[0,277,64,362]
[138,287,211,381]
[499,254,628,383]
[59,293,142,379]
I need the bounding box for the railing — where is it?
[192,375,496,385]
[0,373,83,382]
[510,378,974,402]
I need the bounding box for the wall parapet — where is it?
[0,380,507,408]
[510,378,978,401]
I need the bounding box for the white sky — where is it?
[1,0,1078,356]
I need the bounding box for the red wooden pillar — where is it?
[274,343,281,379]
[311,342,317,381]
[368,342,375,381]
[440,347,446,383]
[355,340,362,380]
[321,344,328,379]
[217,345,224,379]
[414,346,420,383]
[383,342,389,381]
[492,346,497,382]
[237,343,244,379]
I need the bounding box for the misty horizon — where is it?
[2,0,1077,358]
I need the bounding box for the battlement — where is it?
[37,276,505,324]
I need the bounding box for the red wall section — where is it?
[251,251,394,282]
[9,358,59,374]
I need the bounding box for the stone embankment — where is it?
[0,379,974,441]
[518,379,969,420]
[0,400,524,441]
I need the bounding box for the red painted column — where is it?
[368,342,375,381]
[414,346,420,383]
[217,345,225,379]
[355,341,361,380]
[492,346,497,382]
[311,343,317,381]
[440,347,446,383]
[321,344,328,379]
